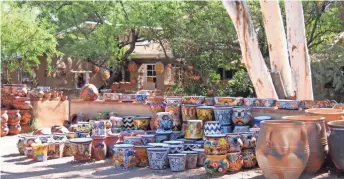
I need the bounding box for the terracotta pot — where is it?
[133,145,150,167]
[9,124,21,135]
[181,96,204,105]
[242,149,257,168]
[305,108,344,131]
[19,110,32,125]
[204,134,228,155]
[196,106,214,122]
[204,154,229,175]
[105,133,120,157]
[328,120,344,170]
[7,110,21,125]
[1,124,9,137]
[70,138,93,162]
[1,110,8,123]
[256,120,309,179]
[182,151,198,169]
[91,136,107,160]
[181,104,197,121]
[227,152,243,172]
[282,115,328,174]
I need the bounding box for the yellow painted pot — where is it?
[196,106,214,122]
[185,120,203,139]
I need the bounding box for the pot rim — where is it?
[260,120,304,125]
[254,116,272,120]
[282,115,325,122]
[123,136,142,139]
[205,121,220,124]
[214,106,233,109]
[305,108,344,115]
[163,140,184,144]
[192,148,205,152]
[181,151,198,154]
[147,147,169,151]
[70,138,92,143]
[137,134,155,137]
[214,96,243,99]
[114,144,134,148]
[168,153,187,157]
[205,134,226,138]
[182,104,198,107]
[196,106,215,109]
[226,152,242,155]
[187,120,202,122]
[277,99,301,102]
[328,120,344,128]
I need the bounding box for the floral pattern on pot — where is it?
[156,112,173,131]
[231,108,252,125]
[70,138,92,162]
[226,133,243,153]
[91,137,107,160]
[193,148,206,166]
[113,144,137,170]
[196,106,215,122]
[214,97,243,106]
[133,146,149,167]
[181,96,205,105]
[135,94,148,103]
[182,151,198,169]
[168,153,187,172]
[242,149,257,168]
[214,107,233,125]
[133,117,150,130]
[47,142,64,159]
[185,120,203,139]
[276,100,301,110]
[227,152,243,172]
[181,104,197,121]
[204,154,229,175]
[240,132,256,149]
[147,148,170,170]
[204,134,228,155]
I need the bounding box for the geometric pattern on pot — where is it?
[214,97,243,106]
[168,153,187,172]
[147,148,169,170]
[231,108,252,125]
[166,145,184,154]
[183,143,201,151]
[276,100,301,110]
[214,107,233,125]
[244,98,275,108]
[122,116,135,130]
[204,121,222,136]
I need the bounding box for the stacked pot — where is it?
[1,109,9,136]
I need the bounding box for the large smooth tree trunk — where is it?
[285,1,314,100]
[222,1,278,99]
[260,0,294,99]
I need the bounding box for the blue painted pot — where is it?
[253,116,272,128]
[155,131,172,143]
[276,100,301,110]
[221,125,233,133]
[147,148,170,170]
[170,131,182,140]
[164,144,184,154]
[168,153,187,172]
[156,112,173,132]
[214,107,233,125]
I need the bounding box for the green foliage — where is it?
[30,117,39,131]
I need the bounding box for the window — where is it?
[146,64,156,83]
[217,68,234,80]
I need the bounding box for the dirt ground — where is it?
[0,135,341,179]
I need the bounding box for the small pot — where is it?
[204,134,228,155]
[123,136,143,146]
[193,148,206,167]
[182,151,198,169]
[196,106,215,122]
[112,144,137,170]
[91,136,107,160]
[231,107,252,125]
[181,104,198,121]
[226,133,243,153]
[227,152,243,172]
[204,154,229,175]
[133,145,150,167]
[168,153,187,172]
[70,138,93,162]
[138,134,156,145]
[214,106,233,125]
[185,120,203,140]
[147,147,170,170]
[32,143,48,162]
[242,149,257,168]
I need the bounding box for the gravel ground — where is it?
[0,135,341,179]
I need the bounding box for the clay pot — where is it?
[256,120,309,179]
[227,152,243,172]
[91,136,107,160]
[185,120,203,139]
[9,124,21,135]
[204,134,228,155]
[133,145,150,167]
[168,153,187,172]
[328,120,344,170]
[226,133,243,153]
[242,149,257,168]
[70,138,93,162]
[138,134,155,145]
[20,110,31,125]
[7,110,21,125]
[1,124,9,137]
[282,115,328,174]
[196,106,215,122]
[182,151,198,169]
[149,115,159,130]
[214,106,233,125]
[146,96,165,113]
[43,92,51,100]
[305,108,344,131]
[105,133,120,156]
[214,97,243,106]
[181,104,197,121]
[1,109,8,124]
[156,112,173,132]
[231,107,252,125]
[193,148,206,167]
[204,154,229,175]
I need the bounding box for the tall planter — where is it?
[328,120,344,171]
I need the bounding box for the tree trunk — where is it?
[260,0,294,99]
[285,1,314,100]
[222,1,278,99]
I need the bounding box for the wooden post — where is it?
[260,0,294,98]
[285,1,314,100]
[222,1,278,99]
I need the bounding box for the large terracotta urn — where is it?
[256,120,309,179]
[305,108,344,131]
[282,115,328,174]
[328,120,344,171]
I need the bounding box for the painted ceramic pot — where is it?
[133,116,150,130]
[19,110,32,125]
[78,132,90,138]
[221,125,233,133]
[105,133,120,157]
[66,132,78,139]
[204,154,230,175]
[227,152,243,172]
[39,134,53,144]
[133,145,149,167]
[214,97,243,106]
[23,136,41,158]
[80,84,99,101]
[63,140,74,157]
[52,133,67,142]
[165,97,182,107]
[32,143,48,162]
[130,130,146,137]
[124,136,143,146]
[182,151,198,169]
[261,98,276,107]
[226,133,243,153]
[149,115,159,130]
[47,141,64,159]
[253,116,272,128]
[204,134,228,155]
[113,144,137,170]
[166,110,182,131]
[181,104,197,121]
[91,136,107,160]
[138,134,155,145]
[163,140,184,145]
[168,153,187,172]
[181,96,205,105]
[305,108,344,131]
[244,98,276,107]
[214,106,233,125]
[256,120,309,179]
[196,106,215,122]
[9,124,21,135]
[146,96,165,113]
[17,135,26,154]
[249,128,260,140]
[328,120,344,171]
[193,148,206,166]
[170,131,182,140]
[231,108,252,125]
[195,140,204,148]
[204,121,222,137]
[240,132,256,149]
[96,112,110,120]
[70,138,93,162]
[204,97,215,106]
[109,116,123,128]
[7,110,21,125]
[283,115,328,174]
[147,148,170,170]
[165,144,184,154]
[181,121,188,137]
[1,124,9,137]
[156,112,173,131]
[276,100,301,110]
[155,131,171,143]
[77,122,91,133]
[242,149,257,168]
[147,143,169,148]
[183,143,201,151]
[122,116,135,131]
[103,93,121,102]
[135,93,148,103]
[120,94,136,102]
[233,125,250,133]
[185,120,203,139]
[1,110,8,123]
[301,100,337,109]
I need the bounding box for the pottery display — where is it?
[138,134,156,145]
[78,132,90,138]
[17,135,26,154]
[182,151,198,169]
[156,112,173,131]
[70,138,93,162]
[63,140,74,157]
[244,98,275,107]
[204,121,222,136]
[47,141,64,159]
[155,131,171,143]
[214,106,233,125]
[305,108,344,130]
[122,116,135,130]
[133,116,151,130]
[90,121,106,137]
[227,152,243,172]
[80,84,99,101]
[233,125,250,133]
[181,104,197,121]
[301,100,337,109]
[276,100,301,110]
[181,96,204,105]
[91,137,107,160]
[124,136,143,146]
[3,84,28,96]
[183,143,201,151]
[256,120,309,179]
[204,134,228,155]
[147,143,169,148]
[7,110,21,125]
[113,144,137,170]
[185,120,203,139]
[231,108,252,125]
[328,120,344,171]
[283,115,328,174]
[105,133,120,156]
[52,133,67,142]
[221,125,232,133]
[204,154,229,175]
[193,148,206,167]
[13,99,32,110]
[133,145,150,167]
[147,147,170,170]
[242,149,257,168]
[196,106,214,122]
[226,133,243,153]
[1,124,9,137]
[77,122,91,133]
[9,124,21,135]
[120,94,136,102]
[239,132,256,149]
[31,143,48,162]
[103,93,121,102]
[253,116,272,128]
[214,97,243,106]
[165,144,184,154]
[135,93,148,103]
[146,96,165,113]
[168,153,187,172]
[204,97,215,106]
[170,131,182,140]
